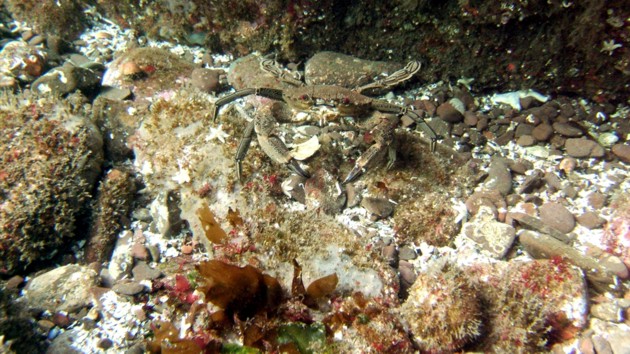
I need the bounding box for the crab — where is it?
[211,58,441,184]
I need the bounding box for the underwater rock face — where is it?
[0,1,627,350]
[0,92,103,275]
[85,0,628,101]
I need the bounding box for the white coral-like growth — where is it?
[601,39,622,56]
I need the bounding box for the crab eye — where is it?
[342,97,350,105]
[299,94,309,101]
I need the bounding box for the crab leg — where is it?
[260,59,304,86]
[370,100,440,152]
[255,111,311,179]
[356,61,421,94]
[343,114,398,184]
[235,119,255,181]
[403,109,440,152]
[258,134,310,178]
[211,87,285,121]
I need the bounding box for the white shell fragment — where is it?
[597,132,619,148]
[289,135,321,160]
[491,89,549,111]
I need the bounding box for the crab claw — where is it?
[287,160,311,179]
[342,141,390,184]
[342,166,366,185]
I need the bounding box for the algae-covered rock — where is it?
[304,51,401,88]
[400,263,483,352]
[467,259,588,351]
[101,47,195,99]
[3,0,86,39]
[0,40,47,84]
[0,91,103,275]
[84,168,137,264]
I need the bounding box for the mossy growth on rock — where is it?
[3,0,86,39]
[459,258,587,352]
[102,47,196,99]
[0,91,103,275]
[400,263,483,352]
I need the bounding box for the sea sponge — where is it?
[400,264,482,352]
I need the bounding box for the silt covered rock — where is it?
[19,264,99,313]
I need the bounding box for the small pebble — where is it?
[28,35,46,46]
[181,244,193,254]
[398,246,417,260]
[592,335,613,354]
[611,143,630,163]
[552,122,583,137]
[398,261,416,293]
[483,158,512,196]
[597,132,619,147]
[507,159,533,175]
[381,244,398,267]
[463,111,478,126]
[190,68,222,93]
[131,242,149,260]
[37,319,55,332]
[436,99,464,123]
[565,138,605,158]
[99,87,132,101]
[591,302,623,322]
[146,244,161,262]
[576,211,605,229]
[558,157,577,174]
[132,261,162,281]
[476,115,489,130]
[525,145,550,158]
[505,194,523,207]
[532,123,553,141]
[518,169,544,194]
[97,338,114,350]
[543,172,563,192]
[516,135,535,147]
[514,123,534,137]
[587,192,607,209]
[465,189,506,219]
[561,184,577,199]
[361,197,394,219]
[52,312,72,328]
[539,202,575,233]
[598,254,629,279]
[112,281,145,296]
